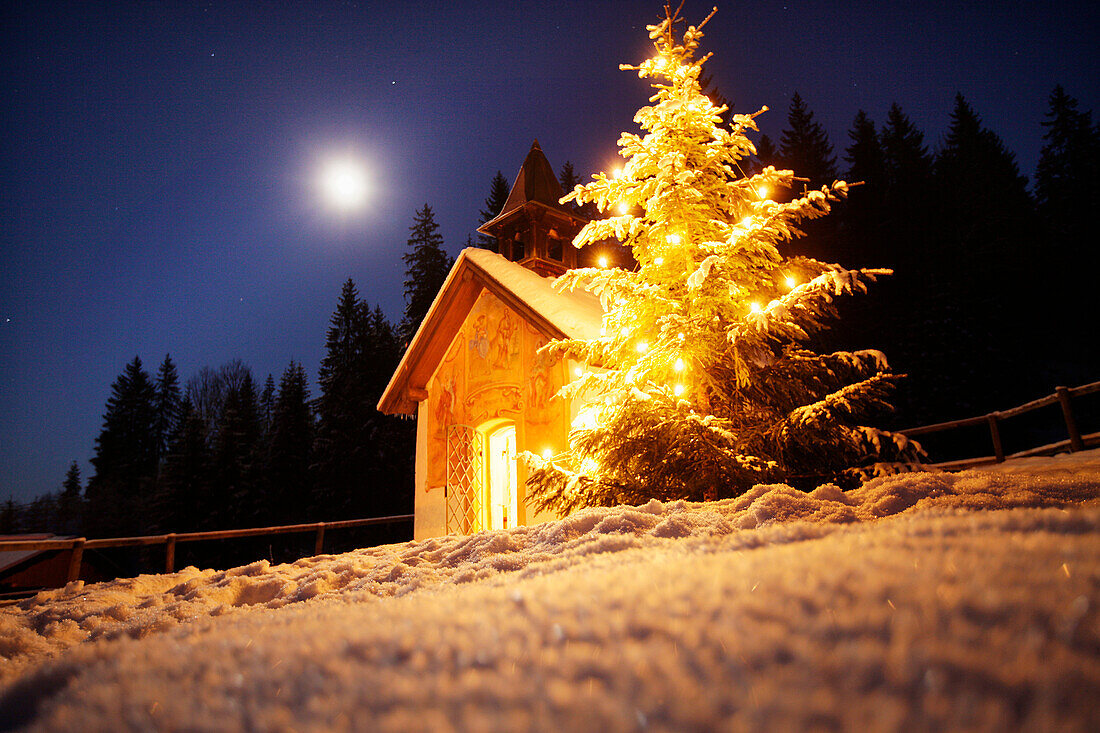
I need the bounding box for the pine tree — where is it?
[839,110,885,266]
[779,92,837,189]
[314,280,412,522]
[880,103,933,241]
[313,280,368,517]
[1036,85,1099,233]
[259,374,276,437]
[560,161,599,220]
[399,204,453,347]
[753,133,778,172]
[266,361,313,526]
[86,356,158,536]
[155,398,211,533]
[212,371,262,528]
[525,7,920,516]
[1034,86,1099,381]
[0,498,16,534]
[776,92,839,261]
[477,172,510,250]
[152,354,181,468]
[56,461,84,535]
[935,94,1036,353]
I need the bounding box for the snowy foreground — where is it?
[2,454,1099,731]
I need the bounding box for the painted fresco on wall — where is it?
[423,290,570,492]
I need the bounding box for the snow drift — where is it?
[1,453,1098,731]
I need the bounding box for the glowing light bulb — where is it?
[598,256,608,268]
[617,202,629,215]
[750,301,762,313]
[542,448,553,460]
[654,257,664,266]
[784,275,797,289]
[573,366,584,377]
[673,384,685,397]
[740,216,753,227]
[636,341,648,354]
[611,167,622,179]
[666,233,681,245]
[620,326,631,337]
[757,185,769,199]
[674,357,685,372]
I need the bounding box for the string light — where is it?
[598,256,608,268]
[749,301,762,313]
[757,185,769,199]
[666,233,680,245]
[654,257,664,266]
[673,384,685,396]
[784,275,797,289]
[740,216,753,227]
[674,357,685,372]
[542,448,554,460]
[573,366,584,377]
[636,341,649,353]
[617,202,629,215]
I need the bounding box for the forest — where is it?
[3,84,1096,571]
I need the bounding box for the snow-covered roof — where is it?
[378,247,604,415]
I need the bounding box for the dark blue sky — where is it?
[2,1,1096,503]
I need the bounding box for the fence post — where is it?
[165,534,177,573]
[986,412,1005,463]
[1055,386,1084,452]
[66,538,85,583]
[314,523,326,556]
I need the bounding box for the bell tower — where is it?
[477,141,589,277]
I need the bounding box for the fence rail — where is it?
[901,381,1100,470]
[0,513,413,586]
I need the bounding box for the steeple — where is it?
[477,140,589,277]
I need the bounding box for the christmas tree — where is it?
[525,5,922,516]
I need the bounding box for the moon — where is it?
[318,156,369,211]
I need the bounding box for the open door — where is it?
[485,423,518,530]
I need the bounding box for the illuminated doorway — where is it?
[483,421,518,530]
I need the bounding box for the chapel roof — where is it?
[377,247,603,416]
[478,140,582,235]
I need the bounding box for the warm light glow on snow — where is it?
[318,156,369,211]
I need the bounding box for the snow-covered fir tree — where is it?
[525,5,922,516]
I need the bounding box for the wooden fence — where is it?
[0,513,413,587]
[901,380,1100,470]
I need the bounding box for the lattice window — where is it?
[445,424,484,535]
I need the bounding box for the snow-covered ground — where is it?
[2,452,1099,732]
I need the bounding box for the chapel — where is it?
[377,141,626,539]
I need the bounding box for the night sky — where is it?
[2,1,1096,504]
